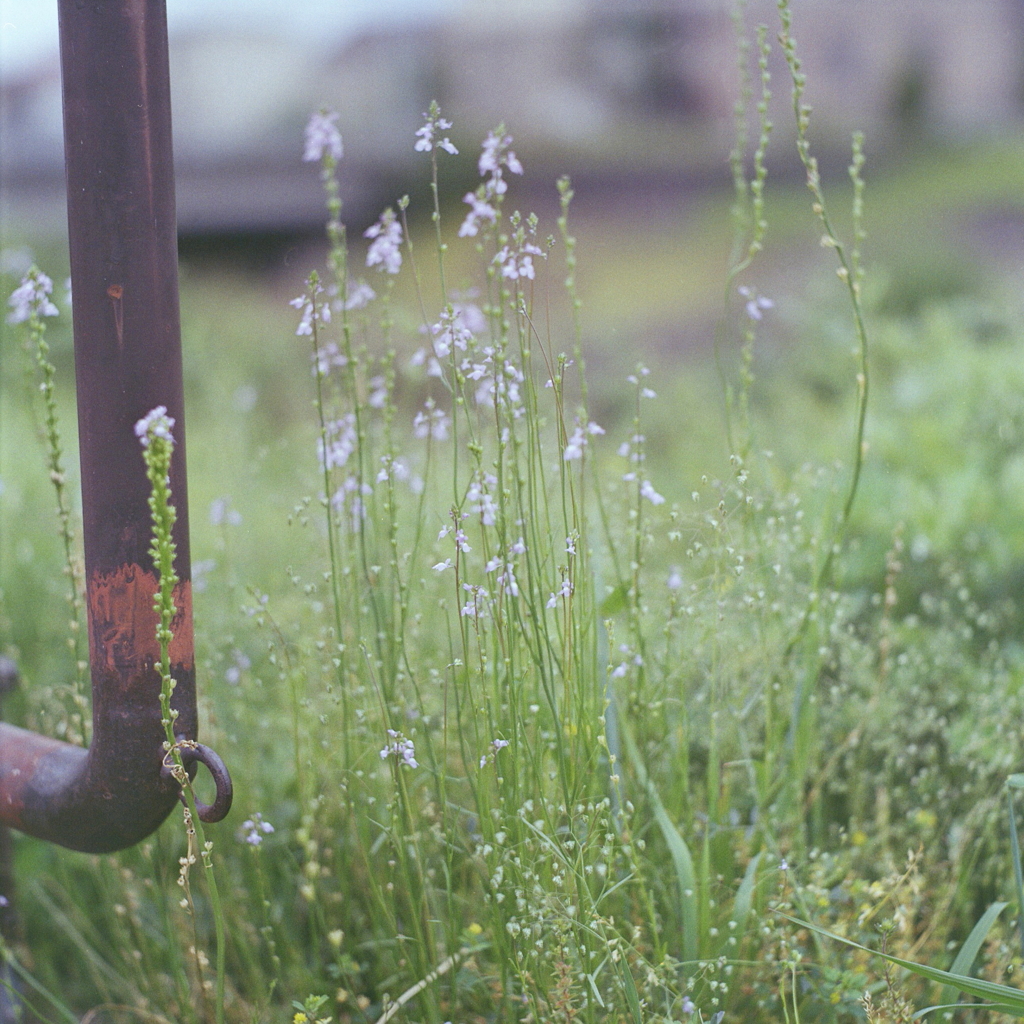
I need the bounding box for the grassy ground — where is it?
[5,48,1024,1023]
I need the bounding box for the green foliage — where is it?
[5,3,1024,1023]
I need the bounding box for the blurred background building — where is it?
[2,0,1024,242]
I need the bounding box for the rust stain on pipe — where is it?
[89,569,194,676]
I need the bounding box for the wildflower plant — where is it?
[7,265,88,740]
[138,405,228,1024]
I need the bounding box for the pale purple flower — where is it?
[365,208,403,275]
[466,473,499,525]
[738,285,774,321]
[290,280,330,337]
[564,426,586,461]
[546,577,573,609]
[312,341,348,377]
[460,583,489,618]
[433,558,453,572]
[480,736,510,767]
[409,346,444,379]
[377,454,409,484]
[303,109,343,163]
[494,242,543,281]
[479,129,523,197]
[413,402,450,441]
[430,307,473,359]
[7,267,59,324]
[331,475,372,532]
[563,420,604,461]
[318,414,357,470]
[459,191,498,237]
[640,479,665,505]
[209,497,242,527]
[667,568,683,590]
[380,729,418,768]
[225,648,250,684]
[344,280,376,311]
[241,813,275,847]
[134,406,175,447]
[681,996,695,1015]
[368,375,388,409]
[414,106,458,155]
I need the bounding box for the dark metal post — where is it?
[0,0,230,854]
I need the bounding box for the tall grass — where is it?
[4,2,1024,1022]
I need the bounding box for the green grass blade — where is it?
[782,914,1024,1014]
[720,852,761,958]
[1008,781,1024,959]
[938,901,1007,1011]
[914,1004,1023,1021]
[622,722,699,965]
[616,955,644,1024]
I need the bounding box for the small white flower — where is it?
[303,109,343,163]
[433,558,453,572]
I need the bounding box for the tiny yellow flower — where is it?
[468,922,483,936]
[294,1014,309,1024]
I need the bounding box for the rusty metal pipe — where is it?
[0,0,230,854]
